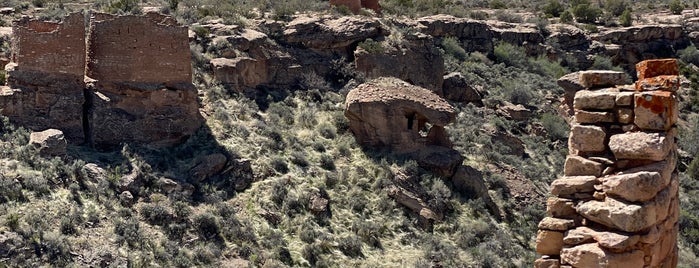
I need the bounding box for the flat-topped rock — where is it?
[609,132,673,161]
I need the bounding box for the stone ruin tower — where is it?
[535,59,680,267]
[0,12,201,146]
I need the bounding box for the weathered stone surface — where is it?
[634,91,678,131]
[536,230,564,255]
[635,75,681,91]
[498,101,532,121]
[574,90,617,110]
[564,156,603,177]
[574,111,615,124]
[564,226,640,251]
[210,57,268,91]
[414,146,463,177]
[551,176,598,197]
[569,125,606,153]
[387,168,444,222]
[442,72,482,103]
[635,58,679,80]
[601,171,668,202]
[190,153,228,182]
[345,77,455,153]
[577,196,656,233]
[578,71,628,89]
[284,15,384,49]
[490,130,526,156]
[29,129,67,157]
[558,72,585,92]
[593,25,683,44]
[451,165,500,218]
[538,217,576,231]
[355,34,444,92]
[616,108,633,124]
[609,132,672,161]
[547,197,577,219]
[614,92,634,106]
[309,193,329,214]
[534,258,560,268]
[561,243,644,268]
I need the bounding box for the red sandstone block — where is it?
[636,59,679,80]
[634,91,678,131]
[635,75,681,91]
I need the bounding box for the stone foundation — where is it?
[535,59,680,268]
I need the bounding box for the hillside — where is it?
[0,0,697,267]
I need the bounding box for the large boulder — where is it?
[345,77,455,153]
[29,129,67,157]
[283,15,385,50]
[442,72,482,104]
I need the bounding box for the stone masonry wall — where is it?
[535,59,680,268]
[11,12,85,76]
[86,13,191,84]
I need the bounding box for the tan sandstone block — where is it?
[575,110,615,124]
[574,89,618,110]
[564,156,603,177]
[569,125,606,153]
[634,91,678,131]
[547,197,577,219]
[551,176,598,197]
[535,258,561,268]
[609,132,673,161]
[539,217,576,231]
[577,196,657,233]
[561,243,644,268]
[616,108,633,124]
[579,70,628,89]
[601,171,669,202]
[615,92,634,106]
[536,230,565,255]
[563,226,640,251]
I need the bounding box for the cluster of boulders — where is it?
[535,59,680,268]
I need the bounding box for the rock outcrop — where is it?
[345,77,455,153]
[29,129,67,157]
[329,0,380,14]
[535,59,680,268]
[0,12,202,147]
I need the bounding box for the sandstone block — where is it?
[636,59,679,80]
[634,91,678,131]
[615,108,633,124]
[563,226,640,251]
[579,70,628,89]
[536,230,565,255]
[577,196,656,232]
[442,72,482,103]
[601,171,669,202]
[547,197,577,218]
[614,92,634,106]
[551,176,598,197]
[29,129,67,157]
[635,75,681,91]
[574,111,615,124]
[569,125,606,153]
[557,72,585,92]
[561,243,644,268]
[534,258,560,268]
[564,156,603,177]
[539,217,576,231]
[573,90,617,110]
[609,132,672,161]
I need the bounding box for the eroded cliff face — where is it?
[535,59,680,268]
[0,12,202,147]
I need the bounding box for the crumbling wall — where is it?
[535,59,679,268]
[11,12,85,76]
[86,13,191,84]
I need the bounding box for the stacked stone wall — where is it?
[535,59,680,268]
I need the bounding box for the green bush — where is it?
[493,42,527,68]
[573,3,602,23]
[543,0,564,17]
[441,37,467,61]
[560,10,574,23]
[140,203,174,226]
[619,8,632,26]
[358,39,384,54]
[540,113,569,141]
[604,0,627,16]
[193,212,221,241]
[670,0,685,15]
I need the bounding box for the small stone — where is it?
[634,91,678,131]
[536,230,565,255]
[609,132,673,161]
[574,110,615,123]
[119,191,134,206]
[569,125,606,153]
[616,108,633,124]
[615,92,634,106]
[534,258,560,268]
[564,156,603,177]
[636,59,679,80]
[551,176,598,197]
[593,191,605,200]
[574,89,617,110]
[539,217,576,231]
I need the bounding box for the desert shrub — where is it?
[469,11,489,20]
[291,151,310,168]
[560,10,573,23]
[441,37,467,61]
[41,231,71,265]
[489,0,507,9]
[543,0,564,17]
[619,8,632,26]
[591,55,621,71]
[680,46,699,66]
[114,217,144,248]
[493,42,527,68]
[540,112,569,141]
[193,212,221,241]
[572,3,601,23]
[338,234,364,258]
[358,39,384,54]
[140,203,174,226]
[317,122,337,139]
[604,0,628,16]
[495,10,523,23]
[270,157,289,174]
[319,154,335,171]
[0,174,23,203]
[670,0,684,15]
[105,0,141,14]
